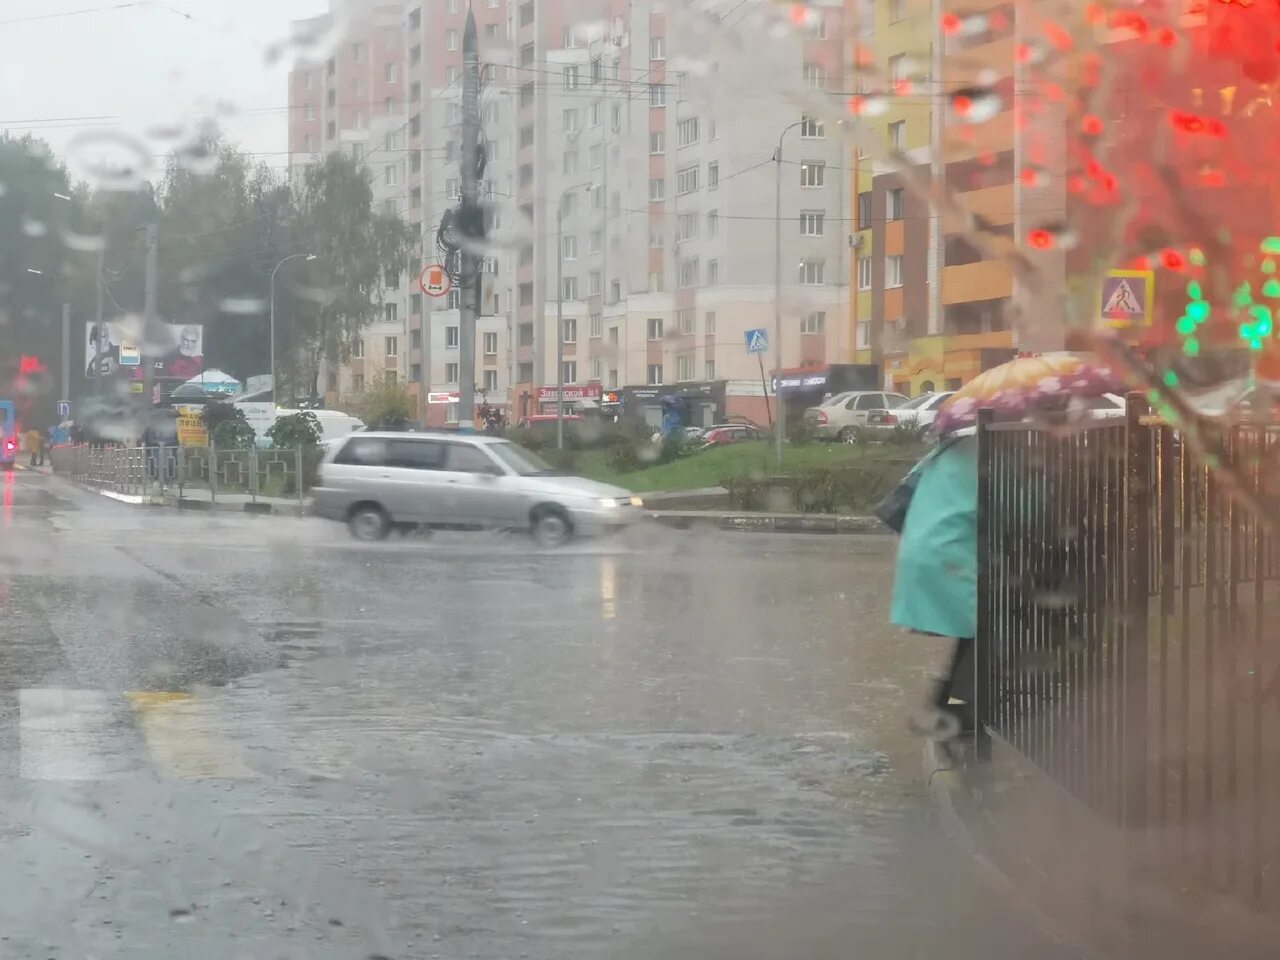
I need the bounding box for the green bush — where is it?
[206,406,256,450]
[359,378,416,430]
[266,411,322,449]
[723,460,912,514]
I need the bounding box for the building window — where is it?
[650,228,665,248]
[563,108,578,132]
[446,178,459,199]
[800,161,824,187]
[705,359,715,380]
[562,235,577,260]
[800,115,824,138]
[304,134,315,152]
[446,325,460,348]
[610,279,621,302]
[590,357,603,381]
[518,361,534,382]
[325,121,335,140]
[677,117,699,147]
[857,257,872,290]
[409,363,421,382]
[678,258,699,287]
[563,65,580,89]
[677,212,699,242]
[707,161,719,190]
[649,83,666,107]
[857,321,871,349]
[386,62,397,83]
[590,312,602,337]
[801,311,826,334]
[677,353,695,382]
[384,370,397,385]
[519,282,534,306]
[562,277,578,299]
[410,80,421,101]
[857,192,872,229]
[708,210,719,236]
[706,311,717,334]
[889,54,907,86]
[647,363,664,385]
[650,36,665,59]
[352,41,364,61]
[800,211,825,236]
[561,360,578,383]
[483,369,499,391]
[352,374,364,392]
[590,229,602,254]
[888,187,905,220]
[353,339,365,359]
[888,120,905,151]
[411,326,423,349]
[446,289,460,309]
[649,271,664,292]
[563,24,581,47]
[446,29,459,50]
[563,317,577,343]
[589,143,602,168]
[886,255,904,288]
[304,103,316,121]
[445,362,459,383]
[647,317,664,340]
[447,66,461,85]
[890,0,906,19]
[591,57,603,84]
[650,130,665,154]
[677,165,699,195]
[589,270,602,295]
[803,62,826,88]
[482,331,498,355]
[798,260,825,285]
[676,308,695,334]
[649,178,665,201]
[707,259,719,284]
[385,163,399,187]
[385,335,398,357]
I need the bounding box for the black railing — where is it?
[977,400,1280,914]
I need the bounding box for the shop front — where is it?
[619,381,727,431]
[536,383,603,415]
[853,332,1016,396]
[770,363,881,421]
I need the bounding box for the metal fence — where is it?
[52,443,313,504]
[977,399,1280,914]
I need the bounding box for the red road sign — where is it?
[419,263,452,297]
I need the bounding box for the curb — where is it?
[645,511,888,534]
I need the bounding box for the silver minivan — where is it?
[310,432,643,546]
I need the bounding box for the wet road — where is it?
[0,469,1074,959]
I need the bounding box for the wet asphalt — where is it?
[0,469,1077,959]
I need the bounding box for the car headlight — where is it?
[597,498,620,508]
[629,495,644,507]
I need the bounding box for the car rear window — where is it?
[333,437,386,466]
[387,439,447,470]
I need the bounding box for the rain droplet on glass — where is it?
[950,87,1002,123]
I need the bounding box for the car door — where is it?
[849,393,883,425]
[435,441,506,527]
[384,438,449,522]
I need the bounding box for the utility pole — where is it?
[143,222,158,408]
[94,245,105,395]
[556,198,566,450]
[60,303,70,410]
[774,121,802,467]
[456,7,480,430]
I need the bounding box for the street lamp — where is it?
[773,119,804,467]
[556,182,592,450]
[269,253,316,404]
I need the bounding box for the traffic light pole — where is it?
[456,9,480,430]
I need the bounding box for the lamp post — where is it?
[773,120,804,467]
[556,182,592,450]
[269,253,316,404]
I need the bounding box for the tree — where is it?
[358,377,416,430]
[291,154,412,395]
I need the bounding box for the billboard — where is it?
[85,322,204,380]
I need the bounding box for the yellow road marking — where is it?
[125,691,255,779]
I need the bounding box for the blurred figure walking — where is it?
[24,427,44,467]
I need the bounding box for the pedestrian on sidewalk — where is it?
[24,427,44,467]
[882,434,978,738]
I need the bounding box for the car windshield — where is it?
[487,440,555,476]
[899,394,935,410]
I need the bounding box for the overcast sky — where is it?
[0,0,326,176]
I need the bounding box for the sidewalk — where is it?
[47,470,888,531]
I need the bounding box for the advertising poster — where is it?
[85,322,205,380]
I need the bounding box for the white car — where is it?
[891,391,955,428]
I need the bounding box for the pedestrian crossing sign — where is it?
[1099,269,1154,329]
[744,328,770,353]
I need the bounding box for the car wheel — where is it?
[531,506,573,548]
[838,427,860,444]
[348,504,390,541]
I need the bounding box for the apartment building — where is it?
[290,0,854,427]
[849,0,1020,395]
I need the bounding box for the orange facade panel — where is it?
[943,183,1014,230]
[943,109,1015,163]
[942,260,1012,305]
[944,36,1015,86]
[884,219,905,255]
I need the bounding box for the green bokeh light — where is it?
[1184,337,1201,356]
[1263,237,1280,254]
[1187,300,1210,322]
[1163,369,1179,387]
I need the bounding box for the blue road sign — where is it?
[57,400,71,419]
[744,328,770,354]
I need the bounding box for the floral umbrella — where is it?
[932,353,1127,437]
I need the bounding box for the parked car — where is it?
[310,432,643,546]
[803,391,911,442]
[891,391,955,429]
[701,424,764,446]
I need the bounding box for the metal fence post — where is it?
[176,444,185,499]
[209,440,217,502]
[295,446,304,507]
[975,406,995,762]
[250,447,259,503]
[1123,392,1151,827]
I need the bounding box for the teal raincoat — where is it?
[890,437,978,640]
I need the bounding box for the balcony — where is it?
[941,260,1012,306]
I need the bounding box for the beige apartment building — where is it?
[289,0,854,427]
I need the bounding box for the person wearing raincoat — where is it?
[888,435,978,731]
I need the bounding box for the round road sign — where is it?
[419,263,452,297]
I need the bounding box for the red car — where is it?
[701,424,763,446]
